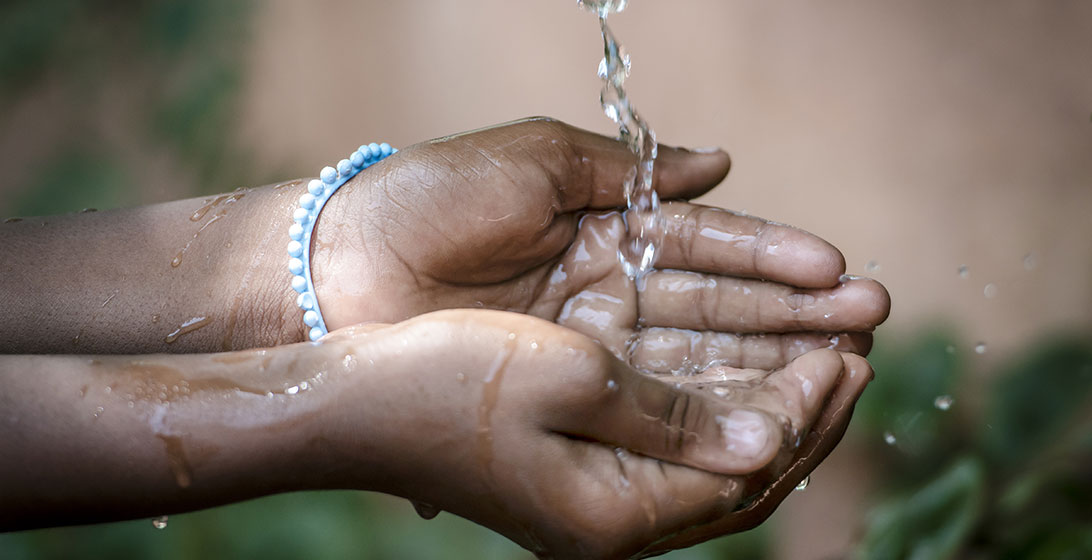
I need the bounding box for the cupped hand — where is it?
[315,309,873,559]
[310,118,889,370]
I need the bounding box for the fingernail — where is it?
[689,146,722,154]
[715,409,770,459]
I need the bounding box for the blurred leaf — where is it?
[983,339,1092,471]
[0,0,79,97]
[854,457,985,560]
[1024,525,1092,560]
[854,330,962,463]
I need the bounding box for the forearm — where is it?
[0,343,361,531]
[0,182,306,353]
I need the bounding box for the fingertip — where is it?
[837,278,892,329]
[758,226,846,289]
[789,348,847,404]
[656,145,732,200]
[712,407,783,473]
[839,352,875,388]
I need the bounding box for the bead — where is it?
[291,275,307,293]
[320,166,337,184]
[292,141,393,343]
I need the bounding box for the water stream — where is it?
[579,0,663,280]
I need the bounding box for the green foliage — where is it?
[0,0,255,214]
[854,333,1092,559]
[854,330,964,483]
[0,491,767,560]
[12,145,129,216]
[854,458,985,560]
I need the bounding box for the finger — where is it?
[741,349,847,440]
[556,441,747,558]
[630,327,871,372]
[550,364,783,475]
[639,269,891,333]
[639,353,873,555]
[455,117,732,210]
[658,201,846,288]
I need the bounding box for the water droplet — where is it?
[507,332,516,341]
[1022,252,1037,271]
[455,372,467,383]
[529,340,539,350]
[411,500,441,520]
[883,431,896,445]
[92,406,104,418]
[712,386,730,398]
[285,385,300,395]
[865,260,881,273]
[606,379,618,391]
[164,316,212,344]
[975,342,987,354]
[151,516,168,529]
[934,395,954,411]
[80,207,98,213]
[983,283,998,299]
[957,264,969,278]
[794,475,810,491]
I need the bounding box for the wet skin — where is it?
[308,118,888,374]
[0,118,890,557]
[0,310,872,559]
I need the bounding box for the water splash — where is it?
[934,394,954,411]
[580,0,663,280]
[883,431,897,445]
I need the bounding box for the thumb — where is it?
[429,117,732,211]
[549,349,846,476]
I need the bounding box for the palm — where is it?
[313,118,888,370]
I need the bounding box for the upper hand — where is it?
[311,117,889,370]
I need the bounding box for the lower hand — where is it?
[314,309,873,558]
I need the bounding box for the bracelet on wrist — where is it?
[288,142,395,341]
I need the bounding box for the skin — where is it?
[0,118,890,557]
[0,118,889,364]
[0,309,872,560]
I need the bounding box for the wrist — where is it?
[217,183,310,349]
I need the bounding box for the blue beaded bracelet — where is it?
[289,142,395,341]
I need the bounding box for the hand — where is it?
[315,309,873,559]
[310,117,889,370]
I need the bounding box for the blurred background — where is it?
[1,0,1090,558]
